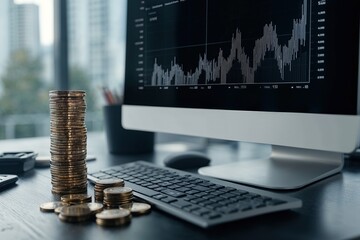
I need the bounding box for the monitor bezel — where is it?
[122,105,360,153]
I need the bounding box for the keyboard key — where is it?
[170,200,192,209]
[98,176,113,180]
[168,184,181,190]
[147,184,160,189]
[175,187,191,193]
[103,170,117,174]
[192,186,210,192]
[192,208,211,216]
[194,192,207,198]
[161,189,186,198]
[198,200,215,207]
[183,205,200,212]
[153,194,167,200]
[182,195,198,201]
[185,190,199,195]
[161,197,177,204]
[91,172,108,178]
[159,182,173,187]
[190,198,207,205]
[222,187,237,192]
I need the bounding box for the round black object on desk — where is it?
[164,151,211,170]
[103,104,154,154]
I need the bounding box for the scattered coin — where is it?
[96,209,131,227]
[130,202,151,216]
[81,203,104,214]
[59,205,92,223]
[40,201,67,213]
[54,206,63,215]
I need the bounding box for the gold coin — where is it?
[54,206,63,214]
[52,189,87,195]
[59,205,92,223]
[80,203,104,214]
[130,202,151,215]
[95,218,131,227]
[96,179,125,186]
[49,90,86,96]
[60,205,91,217]
[50,170,87,175]
[103,187,133,195]
[50,162,86,167]
[96,209,131,220]
[40,201,67,212]
[61,194,92,204]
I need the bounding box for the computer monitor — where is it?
[122,0,360,190]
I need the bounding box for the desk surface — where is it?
[1,132,360,240]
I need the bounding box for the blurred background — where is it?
[0,0,127,139]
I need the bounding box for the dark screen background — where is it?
[124,0,360,115]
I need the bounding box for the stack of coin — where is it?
[59,205,92,223]
[103,187,133,209]
[94,179,125,202]
[49,90,87,195]
[96,209,131,227]
[61,194,92,205]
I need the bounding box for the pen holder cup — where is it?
[103,104,155,154]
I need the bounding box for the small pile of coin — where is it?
[103,187,133,209]
[40,193,151,227]
[96,209,132,227]
[94,179,125,202]
[49,90,87,195]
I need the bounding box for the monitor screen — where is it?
[124,0,359,115]
[123,0,360,189]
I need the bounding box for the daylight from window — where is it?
[0,0,127,139]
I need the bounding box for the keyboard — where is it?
[88,161,302,228]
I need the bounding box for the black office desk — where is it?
[1,132,359,240]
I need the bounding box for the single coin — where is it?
[80,203,104,214]
[103,187,132,195]
[52,189,88,195]
[60,205,91,217]
[95,209,132,227]
[49,90,86,96]
[59,205,92,223]
[130,202,151,215]
[54,206,63,214]
[95,179,125,186]
[40,201,67,212]
[96,209,131,220]
[61,194,92,204]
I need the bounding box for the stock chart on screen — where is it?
[125,0,359,114]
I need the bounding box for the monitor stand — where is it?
[198,144,344,190]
